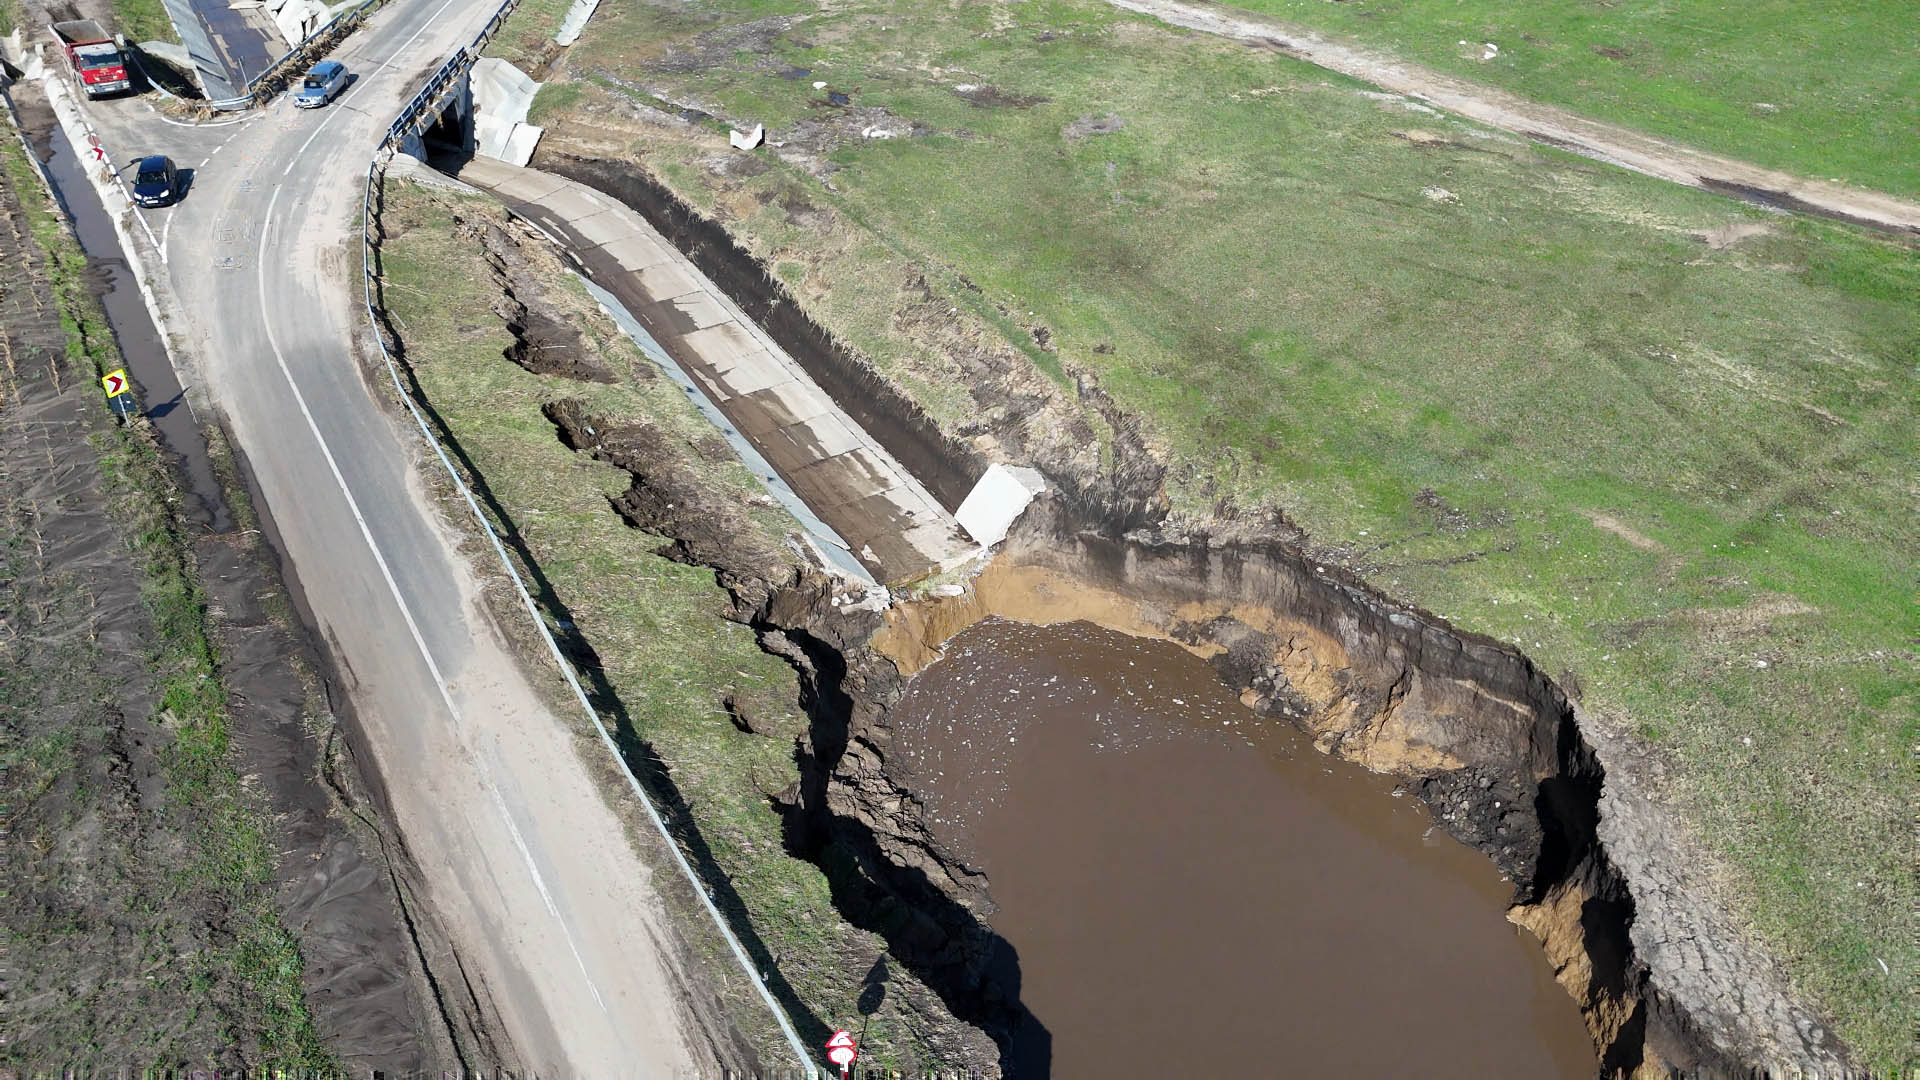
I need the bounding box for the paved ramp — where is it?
[454,155,975,585]
[159,0,279,98]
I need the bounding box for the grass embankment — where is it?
[375,181,937,1069]
[1,134,326,1067]
[528,0,1917,1064]
[1219,0,1920,199]
[111,0,178,46]
[481,0,573,71]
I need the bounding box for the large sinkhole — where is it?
[889,617,1595,1076]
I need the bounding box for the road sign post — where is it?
[100,368,133,419]
[825,1030,857,1076]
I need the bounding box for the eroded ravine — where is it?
[459,150,1847,1074]
[891,616,1595,1075]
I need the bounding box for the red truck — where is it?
[51,20,132,98]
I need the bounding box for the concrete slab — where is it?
[570,208,639,249]
[471,161,567,203]
[539,184,610,224]
[600,232,674,272]
[501,124,544,168]
[731,382,838,437]
[682,322,762,366]
[636,262,702,301]
[956,463,1048,546]
[784,454,872,513]
[665,291,731,331]
[554,0,599,46]
[773,412,866,460]
[710,348,791,397]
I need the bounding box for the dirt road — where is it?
[1108,0,1920,234]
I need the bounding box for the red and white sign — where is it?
[100,368,130,397]
[91,145,106,162]
[824,1029,857,1075]
[86,131,101,148]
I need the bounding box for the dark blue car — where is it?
[130,155,178,208]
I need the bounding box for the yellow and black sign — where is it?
[101,369,131,398]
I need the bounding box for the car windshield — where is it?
[303,74,324,88]
[136,165,166,184]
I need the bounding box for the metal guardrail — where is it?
[358,5,820,1074]
[198,0,381,111]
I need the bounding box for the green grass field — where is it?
[529,0,1918,1065]
[377,181,956,1069]
[111,0,178,46]
[1221,0,1920,198]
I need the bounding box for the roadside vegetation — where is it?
[1220,0,1920,198]
[1,133,326,1068]
[109,0,176,46]
[517,0,1916,1065]
[374,179,958,1070]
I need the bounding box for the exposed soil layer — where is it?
[463,214,612,383]
[871,502,1849,1075]
[498,150,1850,1076]
[892,617,1596,1076]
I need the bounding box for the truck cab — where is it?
[51,20,131,98]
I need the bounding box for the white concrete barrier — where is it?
[955,463,1047,547]
[470,56,543,166]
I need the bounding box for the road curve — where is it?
[72,2,717,1073]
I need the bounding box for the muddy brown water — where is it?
[892,618,1596,1077]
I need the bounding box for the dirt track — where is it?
[1107,0,1920,234]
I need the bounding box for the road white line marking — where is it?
[128,202,164,265]
[285,0,465,177]
[373,0,467,75]
[161,209,173,261]
[286,108,345,174]
[254,184,608,1017]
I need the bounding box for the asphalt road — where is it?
[65,3,719,1073]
